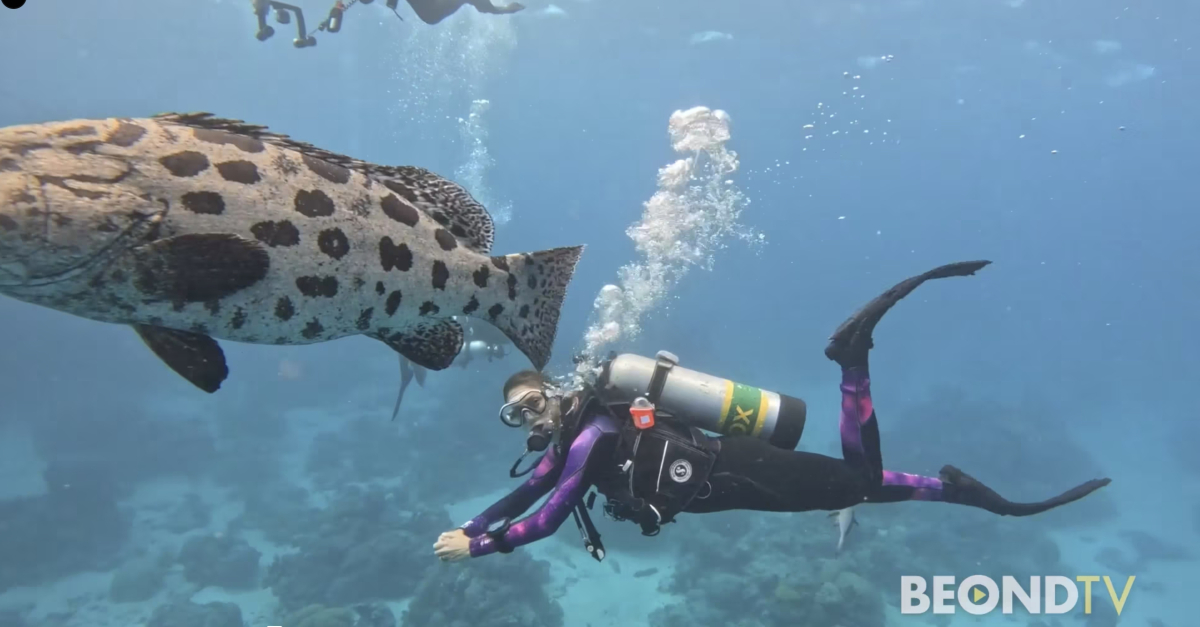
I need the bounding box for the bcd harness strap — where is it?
[646,350,678,405]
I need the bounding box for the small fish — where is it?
[0,113,583,394]
[632,567,658,578]
[829,506,858,554]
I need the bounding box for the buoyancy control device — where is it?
[587,350,809,537]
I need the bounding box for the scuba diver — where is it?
[432,260,1113,562]
[455,316,511,369]
[251,0,521,47]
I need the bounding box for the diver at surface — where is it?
[432,260,1113,562]
[251,0,521,47]
[252,0,404,48]
[406,0,525,25]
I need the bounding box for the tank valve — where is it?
[630,396,656,430]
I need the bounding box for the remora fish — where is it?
[390,356,427,421]
[829,506,858,554]
[0,113,584,392]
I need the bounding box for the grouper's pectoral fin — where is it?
[373,318,465,371]
[131,233,271,304]
[133,324,229,393]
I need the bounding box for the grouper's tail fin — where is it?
[485,245,585,371]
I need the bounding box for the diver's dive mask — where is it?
[498,388,548,429]
[500,388,558,478]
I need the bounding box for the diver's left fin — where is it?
[133,324,228,393]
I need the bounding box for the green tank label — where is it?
[718,381,767,436]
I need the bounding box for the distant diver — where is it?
[251,0,522,48]
[432,261,1112,562]
[455,315,511,369]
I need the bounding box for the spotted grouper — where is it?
[0,112,584,393]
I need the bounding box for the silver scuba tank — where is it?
[596,351,808,450]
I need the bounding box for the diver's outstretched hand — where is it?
[825,260,992,368]
[434,529,471,562]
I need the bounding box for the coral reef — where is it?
[305,419,416,489]
[108,554,170,603]
[650,487,1081,627]
[159,492,212,534]
[403,550,563,627]
[146,600,244,627]
[264,486,448,611]
[303,407,511,505]
[228,481,316,546]
[0,461,129,592]
[209,401,287,492]
[350,603,396,627]
[284,605,356,627]
[281,604,395,627]
[1095,529,1194,572]
[31,409,216,493]
[0,608,27,627]
[178,534,262,590]
[650,516,886,627]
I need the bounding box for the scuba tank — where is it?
[595,351,807,450]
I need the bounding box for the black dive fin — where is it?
[133,324,229,393]
[940,465,1112,517]
[825,260,992,368]
[374,318,465,371]
[391,356,417,422]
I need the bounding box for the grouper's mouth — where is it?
[0,207,166,290]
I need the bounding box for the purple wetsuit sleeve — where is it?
[459,447,563,538]
[469,424,604,557]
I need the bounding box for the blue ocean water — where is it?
[0,1,1195,626]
